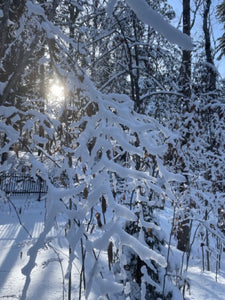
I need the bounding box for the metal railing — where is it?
[0,173,48,199]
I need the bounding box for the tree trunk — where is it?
[177,0,192,253]
[203,0,216,92]
[180,0,191,100]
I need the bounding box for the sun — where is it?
[47,79,65,105]
[50,83,64,98]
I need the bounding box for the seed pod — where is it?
[75,173,79,183]
[95,212,102,228]
[83,165,87,174]
[83,187,88,199]
[148,227,153,237]
[68,154,72,168]
[101,195,107,214]
[107,241,113,270]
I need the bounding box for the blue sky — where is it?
[168,0,225,78]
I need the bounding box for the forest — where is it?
[0,0,225,299]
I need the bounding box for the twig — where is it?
[7,197,32,239]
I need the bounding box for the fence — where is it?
[0,173,48,200]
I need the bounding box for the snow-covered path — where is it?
[186,266,225,300]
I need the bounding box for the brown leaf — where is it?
[210,223,215,230]
[148,227,153,236]
[60,176,67,187]
[86,102,99,117]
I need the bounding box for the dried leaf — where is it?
[44,120,51,128]
[60,176,67,187]
[148,227,153,236]
[86,102,99,117]
[210,223,215,230]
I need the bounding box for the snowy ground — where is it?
[0,197,225,299]
[0,197,69,300]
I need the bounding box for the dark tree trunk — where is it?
[132,14,141,113]
[180,0,191,100]
[203,0,216,92]
[0,0,26,105]
[177,0,192,253]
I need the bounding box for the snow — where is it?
[106,0,117,16]
[26,1,46,18]
[157,157,185,183]
[0,81,7,95]
[1,198,225,299]
[119,227,167,267]
[0,198,65,300]
[125,0,194,50]
[186,267,225,300]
